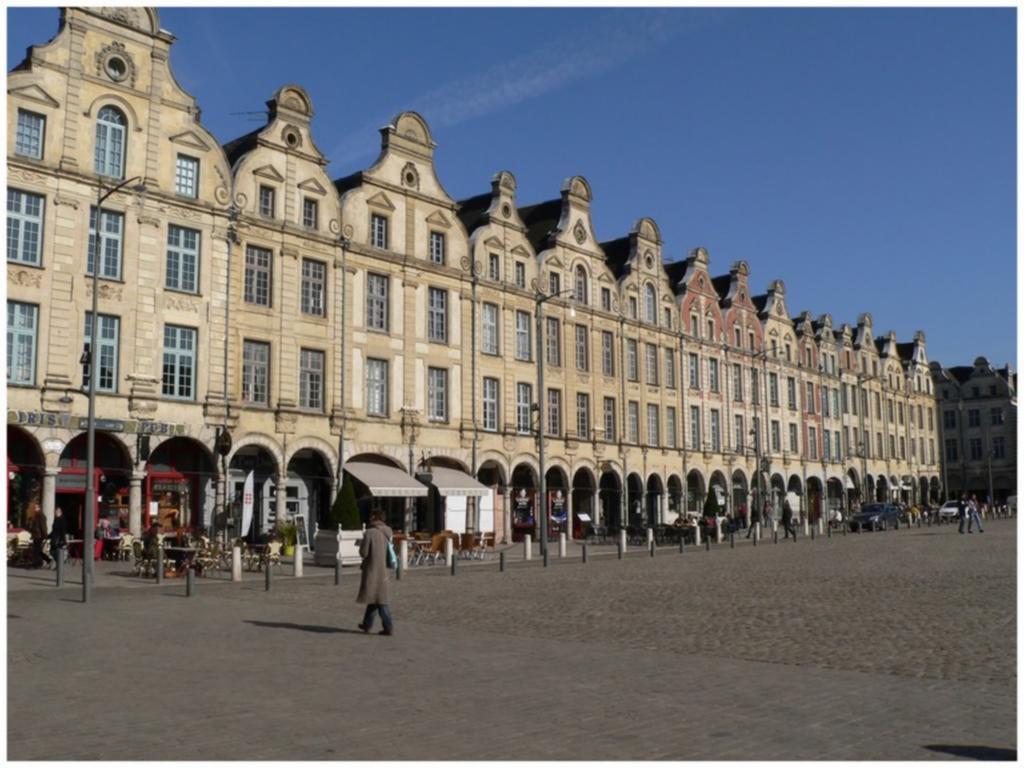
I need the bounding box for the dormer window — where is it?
[601,287,611,312]
[628,296,638,319]
[574,265,588,304]
[258,185,275,218]
[663,307,672,329]
[429,231,446,265]
[691,314,699,336]
[371,213,388,249]
[488,253,500,281]
[706,319,714,341]
[302,197,318,229]
[643,283,657,324]
[94,105,126,179]
[549,272,560,295]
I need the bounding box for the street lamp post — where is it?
[83,175,145,603]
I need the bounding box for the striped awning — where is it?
[428,466,490,497]
[344,462,428,497]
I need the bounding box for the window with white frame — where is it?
[688,353,700,389]
[626,339,638,381]
[645,343,659,385]
[628,296,638,319]
[823,429,831,460]
[428,287,447,343]
[666,406,677,448]
[82,313,120,393]
[488,253,500,281]
[301,259,326,316]
[789,423,798,453]
[7,301,37,385]
[514,310,531,360]
[166,225,200,293]
[601,287,611,311]
[428,367,448,421]
[366,273,389,331]
[709,358,719,392]
[483,377,499,431]
[371,213,388,249]
[710,409,721,451]
[175,155,198,198]
[429,231,446,265]
[769,373,779,406]
[809,426,818,459]
[94,106,125,179]
[299,348,324,410]
[366,358,388,416]
[87,207,124,279]
[603,397,616,441]
[574,265,588,304]
[601,331,614,376]
[644,283,657,324]
[787,377,797,410]
[576,393,590,439]
[734,414,744,452]
[546,317,560,366]
[7,190,44,266]
[834,432,842,461]
[628,401,640,443]
[770,420,780,452]
[806,382,816,414]
[665,349,676,389]
[689,406,701,450]
[647,404,660,446]
[516,383,533,434]
[161,325,196,400]
[732,363,743,402]
[574,324,588,371]
[514,261,526,288]
[241,339,270,405]
[258,185,275,218]
[482,303,499,355]
[548,272,560,296]
[546,389,561,436]
[244,245,272,306]
[302,197,318,229]
[15,110,44,160]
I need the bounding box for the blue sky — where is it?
[8,7,1016,369]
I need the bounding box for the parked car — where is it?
[937,501,961,520]
[849,503,900,532]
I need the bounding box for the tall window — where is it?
[546,317,561,366]
[710,409,721,451]
[666,406,678,448]
[296,260,326,317]
[689,406,701,450]
[644,283,657,324]
[241,340,270,405]
[483,377,499,431]
[15,110,44,159]
[515,311,531,360]
[628,296,638,319]
[732,364,743,402]
[429,231,446,264]
[244,245,272,306]
[647,404,660,446]
[516,383,533,433]
[428,367,448,421]
[943,411,956,430]
[87,207,124,279]
[482,303,499,355]
[175,155,198,198]
[166,225,200,293]
[371,213,388,249]
[787,377,797,410]
[161,325,196,400]
[967,409,980,427]
[548,272,560,295]
[83,313,119,393]
[628,401,640,443]
[823,430,831,460]
[574,265,588,304]
[734,415,744,453]
[770,420,780,452]
[993,436,1006,459]
[944,438,958,462]
[601,331,614,376]
[576,393,590,439]
[546,389,562,436]
[991,407,1004,425]
[7,301,38,385]
[603,397,616,441]
[574,325,588,371]
[626,339,638,381]
[751,368,759,404]
[7,190,44,265]
[94,106,125,178]
[645,344,659,385]
[808,426,818,459]
[299,349,324,410]
[366,273,389,331]
[258,185,275,218]
[428,287,447,343]
[663,307,673,329]
[789,423,798,453]
[834,432,842,461]
[806,382,816,414]
[366,358,388,416]
[488,253,500,281]
[769,373,779,406]
[709,358,719,392]
[601,287,611,311]
[514,261,526,288]
[688,353,700,389]
[302,198,318,229]
[665,349,676,389]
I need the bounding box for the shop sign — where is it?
[8,411,187,436]
[152,480,188,493]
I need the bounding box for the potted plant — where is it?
[276,519,297,557]
[313,477,364,567]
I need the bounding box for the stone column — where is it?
[503,488,512,545]
[276,475,289,524]
[593,488,600,529]
[129,471,146,538]
[42,468,60,528]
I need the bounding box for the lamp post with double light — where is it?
[82,175,145,603]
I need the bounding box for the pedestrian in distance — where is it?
[762,499,774,530]
[49,507,67,568]
[958,494,968,534]
[781,500,797,541]
[746,501,761,539]
[967,495,984,534]
[27,503,51,569]
[357,511,395,636]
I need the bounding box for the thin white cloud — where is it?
[328,9,690,169]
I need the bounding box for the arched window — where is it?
[644,283,657,324]
[574,264,588,304]
[95,106,126,179]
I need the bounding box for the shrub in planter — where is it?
[327,477,361,531]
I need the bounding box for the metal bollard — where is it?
[399,539,409,572]
[619,528,628,555]
[818,519,824,537]
[335,558,341,585]
[186,567,195,597]
[649,540,655,558]
[232,545,242,582]
[694,525,701,547]
[156,548,164,585]
[679,536,685,554]
[827,522,832,538]
[730,531,735,549]
[444,537,454,567]
[559,532,567,558]
[774,529,779,544]
[265,561,272,591]
[543,548,549,568]
[500,551,506,572]
[524,534,532,561]
[294,547,303,578]
[56,550,64,587]
[451,553,457,576]
[396,555,403,581]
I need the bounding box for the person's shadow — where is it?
[924,745,1016,761]
[244,619,366,635]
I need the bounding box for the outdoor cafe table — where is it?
[66,539,103,560]
[101,537,123,560]
[163,547,197,576]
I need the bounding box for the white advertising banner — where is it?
[241,471,254,536]
[445,495,468,534]
[477,489,494,533]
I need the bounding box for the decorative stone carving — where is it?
[573,220,587,245]
[160,203,201,221]
[401,162,420,190]
[342,224,354,239]
[85,282,122,301]
[96,41,136,88]
[137,215,161,228]
[8,268,42,288]
[53,195,80,209]
[328,218,341,235]
[8,167,46,184]
[166,295,199,313]
[95,7,145,30]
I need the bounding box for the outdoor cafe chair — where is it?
[117,533,134,561]
[418,534,446,566]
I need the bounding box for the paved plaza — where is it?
[7,520,1017,760]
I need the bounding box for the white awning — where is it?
[345,462,428,497]
[428,466,490,497]
[844,476,855,490]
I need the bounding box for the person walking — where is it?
[27,503,51,569]
[49,507,67,568]
[357,512,395,636]
[746,501,761,539]
[762,499,774,531]
[781,500,796,541]
[958,494,968,534]
[967,495,984,534]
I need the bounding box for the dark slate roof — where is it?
[222,128,261,167]
[751,293,768,313]
[600,237,631,278]
[333,171,364,197]
[947,366,973,384]
[517,199,562,254]
[455,192,492,236]
[663,260,687,290]
[896,342,916,362]
[874,335,892,351]
[710,274,731,301]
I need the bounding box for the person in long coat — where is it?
[27,503,51,568]
[781,500,796,541]
[357,512,394,636]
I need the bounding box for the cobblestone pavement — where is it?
[7,520,1016,760]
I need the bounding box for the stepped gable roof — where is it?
[517,199,562,254]
[599,237,631,278]
[711,274,731,300]
[222,128,260,167]
[455,192,492,235]
[333,170,364,197]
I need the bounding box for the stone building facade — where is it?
[6,7,943,544]
[931,357,1017,504]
